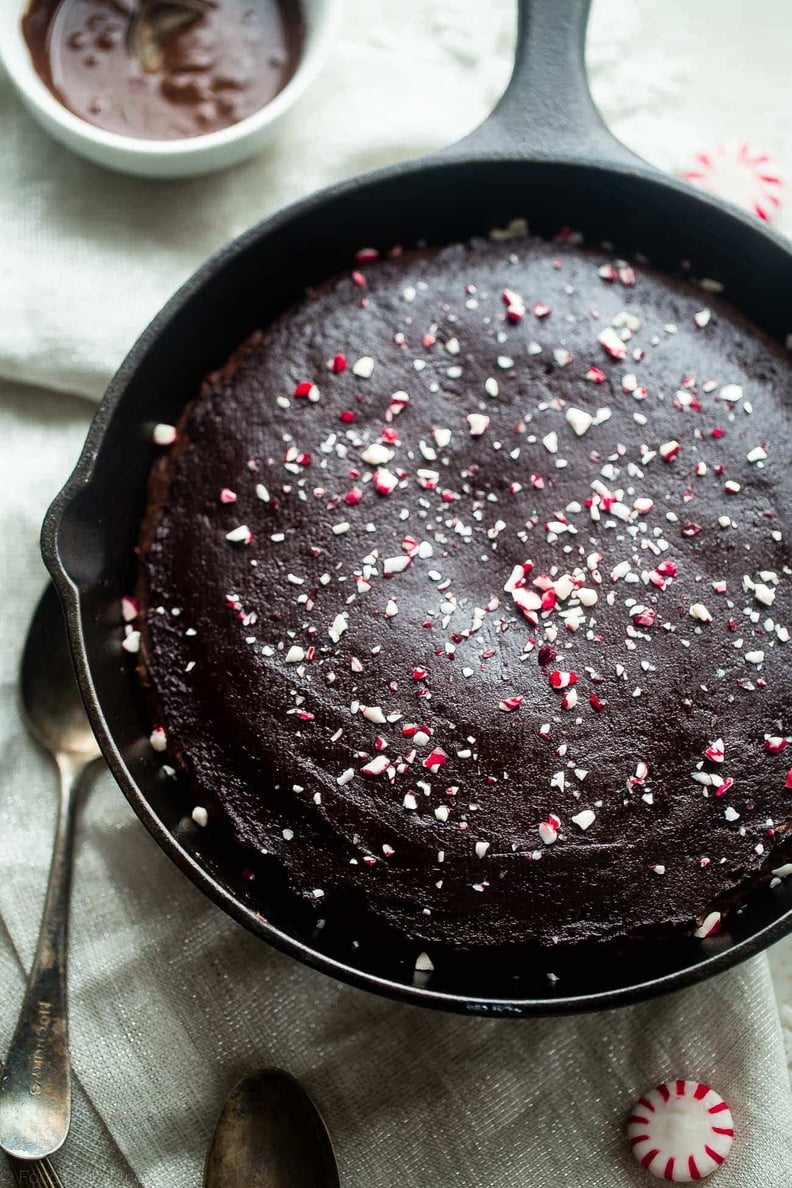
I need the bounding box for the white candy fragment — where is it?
[225,524,251,543]
[352,356,375,378]
[753,583,775,606]
[361,443,394,466]
[329,612,349,642]
[152,423,177,445]
[565,407,593,436]
[467,413,490,436]
[383,555,410,576]
[122,630,141,654]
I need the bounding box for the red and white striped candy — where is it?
[681,142,783,223]
[628,1080,734,1181]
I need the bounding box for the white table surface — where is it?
[1,2,792,1184]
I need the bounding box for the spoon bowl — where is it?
[205,1069,339,1188]
[129,0,209,75]
[20,583,101,762]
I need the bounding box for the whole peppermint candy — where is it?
[681,142,782,222]
[627,1079,734,1181]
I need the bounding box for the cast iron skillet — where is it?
[43,0,792,1016]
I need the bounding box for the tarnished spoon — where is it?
[205,1070,340,1188]
[0,1088,64,1188]
[0,584,101,1161]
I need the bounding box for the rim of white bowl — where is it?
[0,0,340,162]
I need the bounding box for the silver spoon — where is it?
[0,584,101,1162]
[0,1094,64,1188]
[204,1069,340,1188]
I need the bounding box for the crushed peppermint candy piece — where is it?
[659,440,681,462]
[694,912,722,939]
[122,630,141,654]
[225,524,252,544]
[549,670,577,690]
[152,423,177,445]
[704,739,725,764]
[361,442,394,467]
[383,555,410,576]
[352,356,375,378]
[565,407,593,436]
[598,326,627,360]
[121,596,139,622]
[467,412,490,436]
[360,754,390,777]
[423,748,448,772]
[149,726,167,752]
[538,820,558,845]
[571,809,595,831]
[294,381,320,401]
[329,612,349,642]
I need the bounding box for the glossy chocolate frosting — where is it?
[138,233,792,955]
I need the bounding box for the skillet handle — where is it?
[442,0,644,167]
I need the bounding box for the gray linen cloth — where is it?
[2,1,792,1184]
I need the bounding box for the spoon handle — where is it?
[6,1151,65,1186]
[0,757,81,1160]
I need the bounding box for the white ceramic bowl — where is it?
[0,0,339,178]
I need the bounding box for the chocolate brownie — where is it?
[135,231,792,955]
